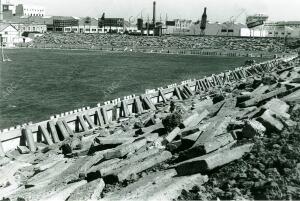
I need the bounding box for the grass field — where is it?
[0,48,266,129]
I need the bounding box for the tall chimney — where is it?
[0,0,3,22]
[200,7,207,30]
[152,1,156,25]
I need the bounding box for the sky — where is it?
[7,0,300,23]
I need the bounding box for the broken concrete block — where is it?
[181,110,209,129]
[68,178,105,201]
[101,169,178,201]
[263,98,290,118]
[116,151,172,182]
[175,143,253,175]
[94,136,135,146]
[237,94,251,105]
[227,120,244,131]
[242,120,266,138]
[82,158,121,179]
[257,110,284,132]
[194,116,232,145]
[164,127,181,144]
[239,87,287,108]
[181,131,202,148]
[139,132,159,142]
[99,148,160,177]
[104,138,147,159]
[26,159,72,188]
[17,146,30,154]
[60,137,82,155]
[181,122,210,137]
[0,161,31,188]
[251,84,270,96]
[181,113,199,128]
[282,89,300,104]
[146,174,208,201]
[43,180,87,201]
[200,133,235,154]
[192,99,213,111]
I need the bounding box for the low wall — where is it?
[0,54,297,154]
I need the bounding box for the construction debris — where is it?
[1,56,300,201]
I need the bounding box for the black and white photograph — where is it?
[0,0,300,200]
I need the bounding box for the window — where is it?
[269,32,273,34]
[33,27,35,31]
[72,28,78,31]
[228,29,234,33]
[221,29,227,32]
[92,29,97,32]
[85,29,90,31]
[4,31,8,34]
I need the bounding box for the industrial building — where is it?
[2,2,15,19]
[98,17,125,33]
[15,4,45,17]
[240,21,300,38]
[264,21,300,38]
[1,3,45,19]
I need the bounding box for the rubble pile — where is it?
[0,57,299,201]
[29,33,290,53]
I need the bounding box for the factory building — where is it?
[98,17,125,33]
[264,21,300,38]
[63,17,100,33]
[2,2,15,20]
[169,19,193,35]
[240,21,300,38]
[190,22,246,36]
[12,23,47,33]
[15,4,45,17]
[165,20,246,36]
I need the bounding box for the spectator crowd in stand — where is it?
[28,32,291,53]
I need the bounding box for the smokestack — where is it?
[0,0,3,22]
[153,1,156,25]
[200,7,207,31]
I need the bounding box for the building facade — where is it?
[15,4,45,17]
[240,21,300,38]
[165,20,246,36]
[2,3,15,20]
[0,24,20,47]
[12,23,47,33]
[264,21,300,38]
